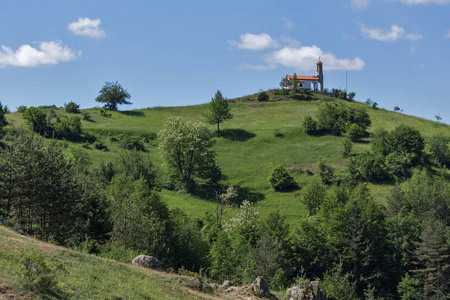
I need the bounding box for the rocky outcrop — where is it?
[251,276,278,299]
[288,281,327,300]
[131,255,162,271]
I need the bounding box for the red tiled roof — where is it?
[286,75,319,81]
[316,60,323,65]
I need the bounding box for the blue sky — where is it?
[0,0,449,122]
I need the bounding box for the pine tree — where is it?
[204,90,233,134]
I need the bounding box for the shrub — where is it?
[301,180,326,215]
[303,115,318,135]
[93,140,108,151]
[0,102,8,129]
[100,107,111,117]
[20,251,64,293]
[64,101,80,113]
[316,158,334,185]
[344,123,365,142]
[17,105,28,113]
[428,134,450,167]
[342,138,353,157]
[348,92,356,100]
[82,112,92,121]
[119,135,145,151]
[269,166,297,191]
[257,91,269,102]
[52,116,82,139]
[347,151,387,183]
[23,107,49,135]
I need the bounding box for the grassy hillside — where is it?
[5,90,450,227]
[0,226,224,299]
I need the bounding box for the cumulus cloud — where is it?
[68,17,106,39]
[281,17,295,30]
[361,24,422,41]
[228,33,279,50]
[264,45,365,71]
[389,0,450,4]
[351,0,371,10]
[0,40,80,68]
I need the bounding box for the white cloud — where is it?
[444,30,450,38]
[390,0,450,4]
[228,33,279,50]
[351,0,371,10]
[264,45,365,71]
[281,17,295,30]
[68,17,106,39]
[0,40,80,68]
[361,24,422,41]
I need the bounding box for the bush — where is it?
[269,166,297,191]
[301,180,326,215]
[93,140,108,151]
[100,107,111,117]
[257,91,269,102]
[119,135,145,151]
[82,112,92,121]
[303,115,318,135]
[20,251,64,293]
[344,123,365,142]
[428,134,450,167]
[316,158,334,185]
[0,102,8,129]
[23,107,49,135]
[316,102,371,137]
[347,151,387,183]
[17,105,28,113]
[348,92,356,100]
[64,101,80,113]
[52,116,82,139]
[342,138,353,157]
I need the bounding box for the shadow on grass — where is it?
[233,187,265,205]
[117,110,145,117]
[219,129,256,142]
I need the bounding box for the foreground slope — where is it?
[0,225,247,299]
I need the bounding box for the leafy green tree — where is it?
[342,137,353,157]
[52,115,82,139]
[158,117,220,193]
[64,101,80,113]
[269,166,297,191]
[204,90,233,134]
[95,81,131,111]
[301,180,326,216]
[316,158,334,185]
[303,115,318,135]
[0,101,8,129]
[22,107,49,135]
[428,134,450,167]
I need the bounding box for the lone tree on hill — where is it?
[204,90,233,134]
[95,81,131,111]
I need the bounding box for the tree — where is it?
[64,101,80,113]
[95,81,131,111]
[0,101,8,129]
[22,107,49,136]
[269,166,297,191]
[204,90,233,134]
[158,117,220,193]
[257,91,269,102]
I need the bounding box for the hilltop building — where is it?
[285,60,323,92]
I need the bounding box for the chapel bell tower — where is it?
[316,60,323,92]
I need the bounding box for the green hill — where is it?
[4,90,450,228]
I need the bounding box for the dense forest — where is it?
[0,92,449,299]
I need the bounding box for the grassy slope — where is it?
[5,91,450,227]
[0,226,224,299]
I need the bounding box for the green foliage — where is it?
[119,135,145,151]
[158,117,220,193]
[22,107,49,135]
[303,115,318,135]
[347,151,387,183]
[316,158,334,185]
[348,92,356,100]
[397,273,422,300]
[372,125,425,166]
[316,102,371,137]
[64,101,80,113]
[301,180,326,216]
[17,105,28,113]
[82,112,92,121]
[20,251,64,293]
[52,115,82,139]
[269,166,297,191]
[344,123,365,142]
[117,150,158,189]
[342,137,353,157]
[95,81,131,111]
[99,106,112,117]
[257,91,269,102]
[0,101,8,129]
[204,90,233,134]
[93,140,108,151]
[322,262,358,300]
[427,134,450,167]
